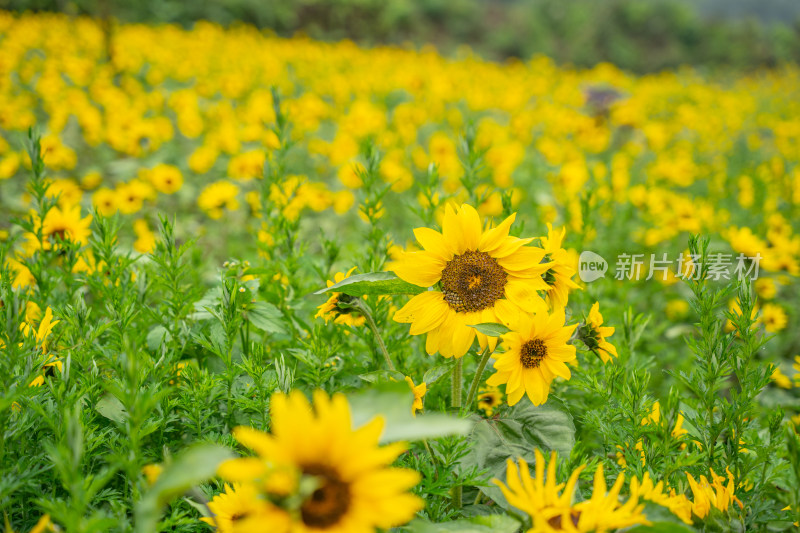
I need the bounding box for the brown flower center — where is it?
[520,338,547,368]
[301,464,350,528]
[547,510,581,529]
[440,251,507,312]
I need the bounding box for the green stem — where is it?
[355,299,396,372]
[451,357,462,410]
[465,347,492,410]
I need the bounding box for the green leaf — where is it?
[247,301,286,334]
[96,394,127,424]
[312,272,427,297]
[423,361,456,386]
[407,514,521,532]
[467,322,511,337]
[348,382,472,443]
[359,370,405,383]
[459,397,575,508]
[134,444,233,533]
[146,326,171,351]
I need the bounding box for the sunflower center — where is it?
[440,251,507,313]
[301,464,351,528]
[230,512,248,522]
[547,510,581,529]
[520,338,547,368]
[47,227,68,240]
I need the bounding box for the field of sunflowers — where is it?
[1,9,800,533]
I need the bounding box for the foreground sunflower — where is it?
[495,449,647,533]
[213,389,423,533]
[486,308,577,406]
[201,483,289,533]
[392,204,550,358]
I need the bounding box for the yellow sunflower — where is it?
[582,302,618,363]
[217,390,423,533]
[685,467,743,520]
[495,449,647,533]
[485,308,577,406]
[392,203,550,358]
[315,267,366,327]
[200,483,289,533]
[539,225,580,309]
[477,385,503,416]
[25,204,92,252]
[629,472,692,525]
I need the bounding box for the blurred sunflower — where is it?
[486,308,577,406]
[405,376,427,416]
[315,267,366,327]
[26,205,92,251]
[477,385,503,416]
[218,390,423,532]
[685,468,743,520]
[392,204,549,358]
[201,483,288,533]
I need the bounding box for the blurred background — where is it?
[2,0,800,72]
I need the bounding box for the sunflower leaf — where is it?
[312,272,427,297]
[467,322,511,337]
[134,444,233,533]
[247,301,286,334]
[348,382,472,443]
[458,397,575,509]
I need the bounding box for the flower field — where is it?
[1,10,800,533]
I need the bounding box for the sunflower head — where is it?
[392,203,550,358]
[486,308,577,406]
[216,390,423,532]
[477,385,503,416]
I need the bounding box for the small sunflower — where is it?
[405,376,427,416]
[581,302,618,363]
[200,483,288,533]
[25,205,92,252]
[539,225,580,309]
[495,449,648,533]
[217,390,423,533]
[486,308,577,406]
[477,385,503,416]
[392,203,550,358]
[315,267,366,327]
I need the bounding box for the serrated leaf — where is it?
[468,322,511,337]
[460,398,575,508]
[348,382,472,443]
[312,272,427,297]
[96,394,127,424]
[134,444,233,533]
[407,514,521,533]
[247,301,286,334]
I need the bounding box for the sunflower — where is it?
[485,308,577,406]
[477,385,503,416]
[581,302,618,363]
[629,473,692,525]
[392,204,550,358]
[494,449,647,533]
[685,468,743,520]
[315,267,366,327]
[25,205,92,252]
[539,225,580,309]
[200,483,289,533]
[217,390,423,533]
